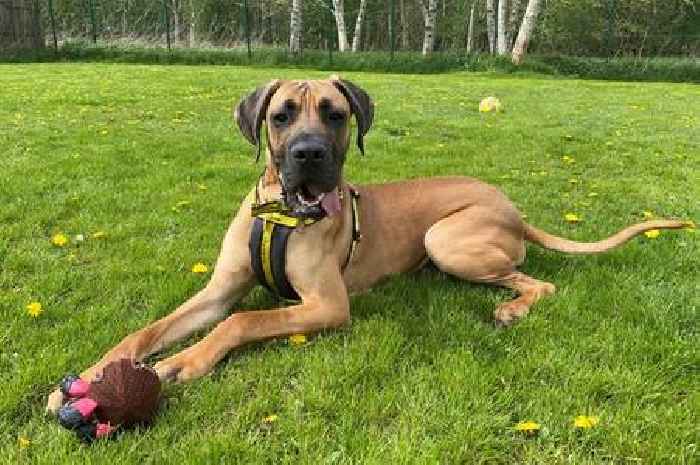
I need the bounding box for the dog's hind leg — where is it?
[424,207,555,326]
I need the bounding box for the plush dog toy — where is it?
[57,359,161,443]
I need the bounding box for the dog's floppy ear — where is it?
[233,79,282,161]
[332,78,374,155]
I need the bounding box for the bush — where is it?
[1,43,698,83]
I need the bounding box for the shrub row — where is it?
[2,42,698,83]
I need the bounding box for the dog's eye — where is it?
[273,113,289,125]
[328,111,346,122]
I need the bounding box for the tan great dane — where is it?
[47,77,687,413]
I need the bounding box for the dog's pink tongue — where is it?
[321,189,341,216]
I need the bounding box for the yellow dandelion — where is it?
[514,420,541,434]
[26,302,43,318]
[644,229,660,239]
[51,233,69,247]
[18,435,30,449]
[191,263,208,274]
[573,415,599,429]
[92,231,107,239]
[262,414,279,424]
[289,334,307,346]
[565,213,581,223]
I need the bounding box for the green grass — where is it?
[1,63,698,464]
[3,43,700,83]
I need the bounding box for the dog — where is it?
[47,77,687,413]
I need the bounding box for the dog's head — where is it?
[234,77,373,214]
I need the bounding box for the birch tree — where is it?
[172,0,180,42]
[419,0,438,56]
[351,0,368,52]
[507,0,521,50]
[512,0,542,65]
[466,1,475,53]
[400,0,409,49]
[188,0,196,46]
[497,0,508,54]
[260,0,271,43]
[331,0,349,52]
[486,0,496,53]
[122,0,128,35]
[289,0,302,53]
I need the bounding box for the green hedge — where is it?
[2,42,698,83]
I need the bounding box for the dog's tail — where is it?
[524,220,688,254]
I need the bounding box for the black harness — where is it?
[249,187,361,302]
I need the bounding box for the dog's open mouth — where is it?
[288,183,342,217]
[296,184,326,207]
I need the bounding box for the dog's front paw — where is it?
[494,300,530,327]
[154,352,210,383]
[46,388,65,415]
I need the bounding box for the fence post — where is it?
[48,0,58,51]
[88,0,97,44]
[604,0,616,57]
[163,0,171,51]
[389,0,395,58]
[243,0,252,59]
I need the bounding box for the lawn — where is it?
[0,63,697,464]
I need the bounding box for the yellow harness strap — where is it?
[249,186,361,301]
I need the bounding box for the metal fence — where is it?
[1,0,43,48]
[1,1,698,57]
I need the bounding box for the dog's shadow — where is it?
[153,246,573,376]
[151,243,672,425]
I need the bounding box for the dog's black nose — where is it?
[290,141,328,164]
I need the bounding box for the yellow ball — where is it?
[479,96,503,113]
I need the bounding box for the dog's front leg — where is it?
[47,203,256,414]
[154,260,349,383]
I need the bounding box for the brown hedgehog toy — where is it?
[57,359,161,443]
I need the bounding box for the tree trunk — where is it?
[289,0,302,53]
[486,0,496,53]
[466,1,475,53]
[188,0,195,47]
[511,0,541,65]
[332,0,349,52]
[261,0,271,43]
[172,0,180,42]
[122,0,128,36]
[420,0,438,56]
[351,0,367,52]
[507,0,521,49]
[497,0,508,54]
[400,0,409,49]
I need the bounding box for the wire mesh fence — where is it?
[1,0,698,57]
